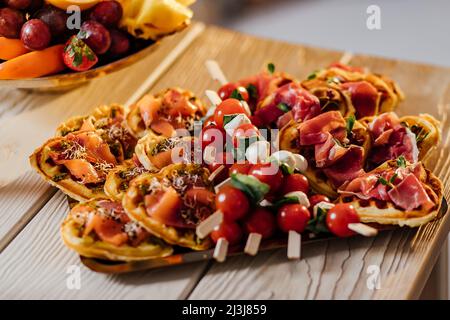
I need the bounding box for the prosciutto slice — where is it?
[339,164,435,212]
[387,174,434,211]
[368,113,419,166]
[341,81,379,118]
[255,82,320,126]
[298,111,347,145]
[322,145,365,187]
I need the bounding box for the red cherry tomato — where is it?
[214,99,248,127]
[232,123,260,148]
[248,163,283,193]
[211,220,243,245]
[244,208,276,239]
[207,152,233,183]
[218,83,249,102]
[200,124,226,150]
[280,173,310,195]
[229,161,252,176]
[277,204,310,233]
[203,116,215,128]
[326,204,360,237]
[215,185,250,221]
[309,194,331,209]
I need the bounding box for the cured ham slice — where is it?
[341,81,379,118]
[387,174,434,211]
[238,71,293,104]
[256,82,321,126]
[144,187,193,229]
[68,132,117,165]
[367,112,419,166]
[298,111,347,145]
[328,62,364,73]
[314,133,348,168]
[150,119,176,137]
[323,145,365,187]
[138,95,160,127]
[163,89,198,117]
[57,159,103,184]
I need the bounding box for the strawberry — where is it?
[63,35,98,72]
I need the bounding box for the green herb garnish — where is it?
[307,71,318,80]
[277,102,290,113]
[346,115,356,135]
[306,207,330,234]
[267,63,275,74]
[230,89,244,101]
[397,155,407,168]
[53,173,68,182]
[223,114,239,126]
[246,84,258,100]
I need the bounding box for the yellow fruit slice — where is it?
[45,0,102,11]
[119,0,193,40]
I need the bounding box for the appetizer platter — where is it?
[0,0,195,89]
[29,52,447,274]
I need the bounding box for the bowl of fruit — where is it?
[0,0,195,90]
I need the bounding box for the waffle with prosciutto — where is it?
[29,61,444,264]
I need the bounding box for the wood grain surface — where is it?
[0,24,449,300]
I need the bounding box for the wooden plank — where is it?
[185,27,450,300]
[0,191,207,299]
[0,25,202,252]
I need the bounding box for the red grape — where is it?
[0,8,24,39]
[34,6,68,37]
[5,0,31,10]
[90,1,123,27]
[80,20,111,55]
[21,19,51,50]
[108,29,130,56]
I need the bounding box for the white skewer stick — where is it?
[244,233,262,256]
[339,51,354,65]
[205,90,223,106]
[213,238,229,262]
[205,60,228,85]
[287,231,301,260]
[196,210,223,239]
[348,223,378,237]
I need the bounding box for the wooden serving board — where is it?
[0,23,449,300]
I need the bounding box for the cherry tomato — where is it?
[248,163,283,193]
[207,152,233,183]
[326,204,360,237]
[309,194,331,209]
[211,220,243,245]
[232,123,260,148]
[215,185,250,221]
[218,83,249,102]
[214,99,248,127]
[244,208,276,239]
[277,204,310,233]
[200,124,226,150]
[280,174,310,195]
[203,115,215,128]
[229,161,252,176]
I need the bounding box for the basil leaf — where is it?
[272,196,299,209]
[306,207,330,234]
[246,84,258,100]
[280,163,294,175]
[389,173,398,184]
[230,89,244,101]
[231,173,270,203]
[277,102,290,113]
[346,115,355,135]
[397,155,406,168]
[267,63,275,74]
[378,177,389,186]
[223,114,238,126]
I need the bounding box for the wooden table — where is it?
[0,24,449,300]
